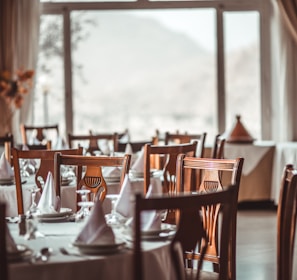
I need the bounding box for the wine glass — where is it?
[105,194,121,226]
[24,187,44,240]
[75,189,94,222]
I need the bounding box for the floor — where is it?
[236,209,277,280]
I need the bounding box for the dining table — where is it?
[8,216,177,280]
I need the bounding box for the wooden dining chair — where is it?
[68,132,119,155]
[277,164,297,280]
[164,132,207,158]
[54,153,131,206]
[12,147,83,215]
[0,201,8,280]
[175,155,244,280]
[211,134,226,159]
[134,186,237,280]
[115,140,154,153]
[20,124,59,146]
[144,142,198,195]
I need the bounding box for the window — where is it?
[36,0,269,144]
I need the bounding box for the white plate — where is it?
[38,215,72,223]
[0,177,14,185]
[104,176,121,183]
[37,208,73,218]
[61,178,73,186]
[72,241,126,255]
[142,223,176,236]
[8,244,34,262]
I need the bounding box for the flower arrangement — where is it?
[0,68,34,109]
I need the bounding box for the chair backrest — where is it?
[164,132,207,157]
[134,186,237,280]
[0,133,14,164]
[175,155,244,280]
[211,134,226,159]
[20,124,59,145]
[0,201,8,280]
[12,147,83,214]
[144,142,197,195]
[277,164,297,280]
[115,140,153,153]
[54,153,131,205]
[68,133,118,155]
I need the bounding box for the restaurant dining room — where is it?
[1,0,297,279]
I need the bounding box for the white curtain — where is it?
[0,0,40,142]
[271,0,297,142]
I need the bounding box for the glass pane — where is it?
[224,11,261,140]
[71,9,217,143]
[33,15,65,136]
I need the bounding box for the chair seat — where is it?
[185,269,219,280]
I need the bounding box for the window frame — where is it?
[41,0,272,139]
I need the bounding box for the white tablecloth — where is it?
[271,142,297,204]
[8,221,176,280]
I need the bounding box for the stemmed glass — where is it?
[105,194,121,226]
[75,189,94,222]
[25,187,44,240]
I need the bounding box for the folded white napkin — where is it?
[114,175,134,218]
[141,183,162,231]
[103,166,121,178]
[37,172,60,214]
[131,147,144,172]
[124,143,133,155]
[0,152,14,179]
[75,199,115,245]
[98,139,111,155]
[53,136,68,150]
[6,223,18,253]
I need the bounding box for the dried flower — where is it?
[0,69,34,109]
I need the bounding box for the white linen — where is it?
[224,141,275,175]
[124,143,133,154]
[131,147,144,172]
[114,175,134,218]
[98,139,111,155]
[37,172,60,214]
[0,152,14,179]
[103,166,121,178]
[53,136,68,150]
[6,223,18,253]
[75,199,115,245]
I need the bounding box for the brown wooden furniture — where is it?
[133,186,237,280]
[164,132,207,157]
[0,133,14,164]
[211,134,226,159]
[12,147,83,215]
[20,124,59,145]
[0,201,8,280]
[54,153,131,206]
[115,140,153,153]
[68,133,119,155]
[175,155,244,280]
[277,164,297,280]
[144,142,197,195]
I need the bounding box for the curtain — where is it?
[270,0,297,141]
[0,0,40,142]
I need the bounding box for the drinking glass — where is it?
[24,187,44,240]
[75,189,94,222]
[105,194,121,226]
